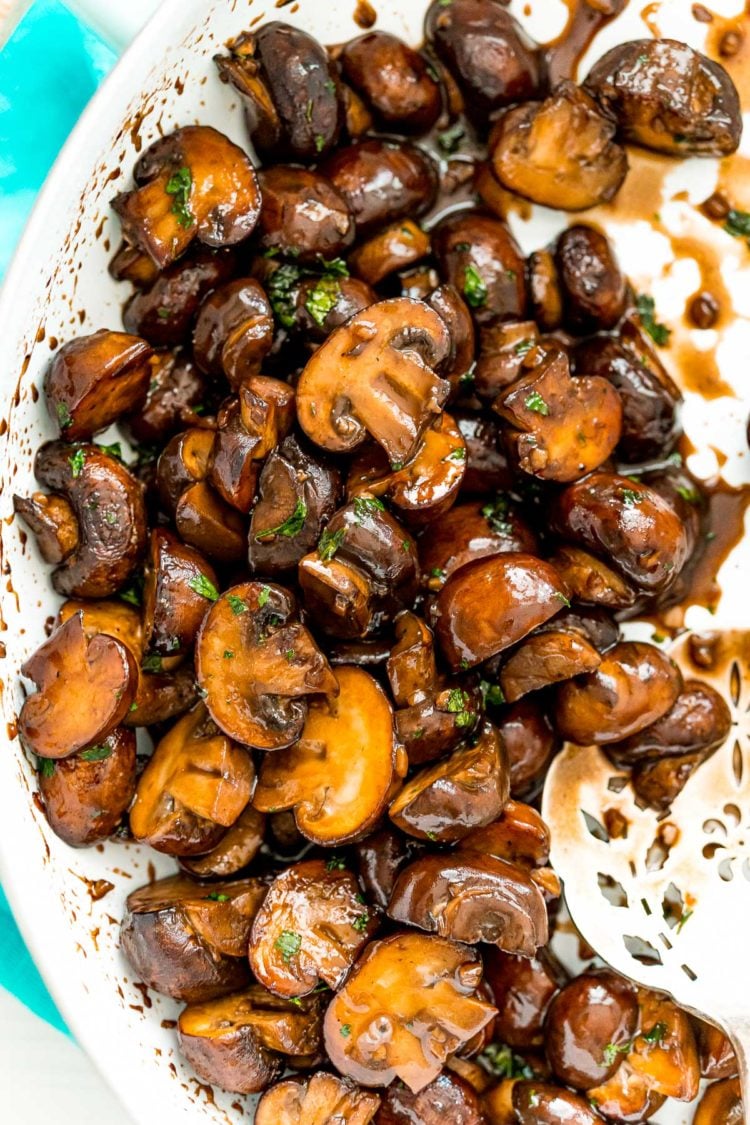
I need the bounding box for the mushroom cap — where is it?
[255,1072,381,1125]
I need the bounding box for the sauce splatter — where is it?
[353,0,377,30]
[545,0,628,84]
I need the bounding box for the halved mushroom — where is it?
[693,1077,743,1125]
[19,613,137,760]
[175,481,248,563]
[296,275,377,341]
[694,1018,737,1081]
[544,970,639,1090]
[109,241,160,287]
[626,988,700,1100]
[586,1060,666,1122]
[433,554,568,670]
[606,680,731,768]
[156,427,215,513]
[253,666,400,845]
[427,285,476,391]
[120,874,258,1001]
[142,528,218,656]
[552,472,689,593]
[497,700,559,802]
[296,297,451,465]
[505,1081,603,1124]
[548,545,636,610]
[527,249,563,332]
[499,630,602,703]
[460,799,551,869]
[177,985,322,1094]
[321,140,438,235]
[38,726,137,846]
[490,82,628,211]
[195,581,336,750]
[207,382,295,513]
[248,859,378,998]
[494,350,622,482]
[455,414,514,495]
[474,321,541,403]
[44,330,152,440]
[584,39,742,157]
[418,497,538,591]
[355,827,414,912]
[433,213,526,325]
[377,1071,486,1125]
[124,351,208,446]
[122,248,236,347]
[192,279,274,388]
[483,947,565,1050]
[216,23,343,162]
[255,1072,381,1125]
[341,32,441,133]
[386,611,437,708]
[126,662,199,727]
[395,684,484,767]
[20,442,147,597]
[555,641,682,746]
[181,805,267,880]
[112,126,261,269]
[631,751,706,812]
[554,225,628,333]
[425,0,541,121]
[389,723,509,842]
[350,221,431,288]
[129,703,255,855]
[256,166,354,263]
[323,931,496,1091]
[346,413,465,527]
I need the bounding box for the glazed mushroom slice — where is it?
[321,140,438,235]
[349,221,431,288]
[112,125,261,269]
[175,481,247,563]
[626,988,700,1100]
[346,413,466,527]
[129,703,255,855]
[13,492,79,566]
[418,497,538,591]
[606,679,731,768]
[494,349,623,482]
[195,581,337,750]
[395,685,483,768]
[547,545,636,610]
[192,278,274,388]
[425,0,541,121]
[341,32,441,133]
[497,699,559,802]
[248,859,378,998]
[507,1081,603,1124]
[528,249,563,332]
[120,874,256,1002]
[207,382,295,514]
[482,947,565,1050]
[323,931,496,1092]
[38,726,137,846]
[554,225,627,333]
[474,320,541,403]
[255,1072,381,1125]
[386,611,437,708]
[460,799,551,869]
[433,554,568,670]
[584,39,742,157]
[216,22,343,162]
[253,666,400,845]
[388,722,509,843]
[490,81,628,211]
[124,351,208,446]
[377,1070,486,1125]
[178,985,322,1094]
[19,613,137,760]
[181,805,267,880]
[57,596,143,660]
[25,441,147,598]
[694,1076,743,1124]
[551,472,690,593]
[387,853,548,955]
[544,970,639,1090]
[355,828,414,913]
[256,166,355,263]
[631,751,707,812]
[44,330,152,440]
[499,629,602,703]
[694,1018,738,1081]
[122,248,236,347]
[142,528,218,656]
[432,213,526,326]
[555,641,682,746]
[426,285,476,391]
[586,1060,666,1122]
[296,297,451,465]
[156,426,215,513]
[109,240,160,287]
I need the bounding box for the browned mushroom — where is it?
[694,1018,738,1081]
[124,351,208,446]
[349,221,431,288]
[460,799,551,869]
[323,931,496,1091]
[142,528,218,656]
[427,284,476,391]
[433,213,526,325]
[321,140,438,235]
[156,427,215,513]
[113,126,261,269]
[181,804,267,880]
[586,1061,666,1123]
[474,321,541,403]
[555,641,682,746]
[386,611,436,707]
[483,947,565,1050]
[126,661,199,727]
[490,82,628,211]
[544,970,639,1089]
[109,240,160,287]
[296,297,450,465]
[455,413,514,495]
[129,703,255,855]
[248,859,377,998]
[120,874,261,1001]
[554,226,628,332]
[177,985,322,1093]
[253,666,401,845]
[37,726,137,846]
[419,497,538,591]
[626,988,700,1100]
[296,275,377,341]
[355,827,415,913]
[500,1081,604,1124]
[389,723,509,842]
[175,481,248,563]
[19,613,137,760]
[44,330,152,440]
[256,165,354,263]
[584,39,742,157]
[547,545,636,610]
[377,1070,487,1124]
[12,492,79,568]
[255,1072,381,1124]
[206,383,294,514]
[693,1077,743,1125]
[56,596,143,658]
[631,751,706,812]
[122,248,236,347]
[499,630,602,703]
[192,279,274,388]
[195,581,336,750]
[433,554,568,670]
[496,700,559,802]
[341,32,441,133]
[606,679,731,767]
[527,249,563,332]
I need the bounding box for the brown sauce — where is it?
[545,0,627,85]
[353,0,377,30]
[581,146,675,227]
[706,7,750,106]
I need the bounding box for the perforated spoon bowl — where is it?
[543,629,750,1111]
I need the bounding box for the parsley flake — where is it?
[258,585,271,608]
[463,263,487,308]
[206,892,230,902]
[38,757,56,778]
[352,914,369,932]
[325,856,346,871]
[165,165,194,229]
[642,1021,668,1044]
[636,293,671,346]
[305,275,341,327]
[620,488,643,507]
[437,123,465,154]
[340,1024,352,1037]
[318,527,346,561]
[68,447,86,477]
[724,208,750,242]
[480,1042,535,1080]
[353,496,385,522]
[56,402,72,429]
[275,930,301,963]
[525,390,549,415]
[189,574,219,601]
[255,499,308,541]
[227,594,248,616]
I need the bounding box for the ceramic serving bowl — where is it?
[0,0,747,1120]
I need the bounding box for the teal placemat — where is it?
[0,0,117,1032]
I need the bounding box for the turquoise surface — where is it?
[0,0,116,1034]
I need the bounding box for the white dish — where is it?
[0,0,747,1121]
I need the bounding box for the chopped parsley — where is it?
[285,649,295,662]
[676,484,700,504]
[445,687,475,728]
[267,263,303,328]
[275,930,302,963]
[141,654,163,673]
[437,123,465,154]
[525,390,549,416]
[444,446,466,462]
[353,496,385,522]
[636,293,671,346]
[642,1021,668,1044]
[157,307,171,319]
[128,701,138,712]
[255,499,308,541]
[340,1024,352,1037]
[316,256,349,277]
[676,907,693,932]
[514,338,534,356]
[603,1040,632,1066]
[206,892,230,902]
[352,914,369,932]
[325,856,346,871]
[480,1042,535,1080]
[554,591,571,607]
[227,594,248,616]
[463,263,487,309]
[480,680,505,707]
[56,402,72,429]
[189,573,219,601]
[68,447,86,477]
[223,650,234,659]
[165,165,194,229]
[38,757,56,778]
[315,134,326,153]
[97,442,123,460]
[724,208,750,242]
[481,495,512,535]
[103,510,117,526]
[305,276,341,327]
[430,567,446,579]
[258,585,271,608]
[620,488,643,508]
[318,527,346,561]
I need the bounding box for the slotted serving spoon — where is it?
[543,628,750,1112]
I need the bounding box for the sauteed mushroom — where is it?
[483,947,565,1050]
[321,140,438,235]
[122,248,236,347]
[255,1072,381,1124]
[554,225,628,332]
[256,165,354,263]
[142,528,218,656]
[544,970,639,1089]
[341,32,441,133]
[192,278,274,388]
[377,1071,486,1124]
[433,213,526,326]
[181,804,267,880]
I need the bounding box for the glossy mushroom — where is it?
[256,165,354,263]
[544,970,639,1089]
[142,527,218,656]
[255,1072,381,1125]
[341,32,441,133]
[122,248,236,347]
[321,140,438,235]
[192,278,274,388]
[433,213,526,325]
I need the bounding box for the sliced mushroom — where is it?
[418,497,538,591]
[13,491,79,566]
[19,613,137,760]
[321,140,438,235]
[693,1077,743,1125]
[631,751,706,812]
[156,427,215,513]
[175,481,247,563]
[389,723,509,842]
[129,703,255,855]
[386,611,437,707]
[427,284,476,391]
[606,679,731,767]
[256,166,355,263]
[177,985,322,1093]
[483,947,565,1050]
[694,1018,738,1081]
[584,39,742,157]
[181,805,267,880]
[544,970,639,1090]
[626,988,700,1100]
[253,666,400,845]
[112,126,261,269]
[554,225,628,333]
[341,32,441,133]
[490,82,627,211]
[207,388,287,514]
[433,213,526,325]
[57,596,143,660]
[499,630,602,703]
[433,554,568,670]
[127,662,199,727]
[377,1071,486,1125]
[192,279,274,388]
[586,1060,666,1122]
[296,297,451,465]
[323,931,496,1091]
[38,726,137,846]
[350,221,431,288]
[395,686,484,767]
[460,799,551,869]
[122,248,236,347]
[109,240,160,287]
[142,528,218,656]
[497,700,559,802]
[255,1072,381,1125]
[548,545,636,610]
[249,859,377,998]
[44,330,152,440]
[120,874,257,1001]
[124,351,208,446]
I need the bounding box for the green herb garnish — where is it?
[97,442,123,460]
[68,448,86,478]
[318,527,346,561]
[141,654,163,673]
[724,208,750,242]
[227,594,248,616]
[353,496,385,522]
[255,499,307,541]
[165,165,194,229]
[189,574,219,601]
[437,123,465,154]
[352,914,369,932]
[642,1021,668,1044]
[480,681,505,707]
[305,275,341,327]
[206,892,230,902]
[445,687,475,729]
[603,1040,631,1066]
[325,856,346,871]
[275,930,302,963]
[463,263,487,308]
[38,757,56,778]
[620,488,643,507]
[636,293,671,346]
[56,402,72,429]
[340,1024,352,1037]
[525,390,549,416]
[481,495,512,535]
[480,1042,535,1079]
[258,585,271,608]
[267,263,303,328]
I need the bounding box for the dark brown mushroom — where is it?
[112,126,261,268]
[44,330,152,440]
[433,212,526,325]
[376,1070,486,1124]
[126,661,199,728]
[341,32,441,133]
[192,279,274,388]
[321,140,438,235]
[460,799,551,869]
[296,275,377,341]
[142,527,218,656]
[175,481,247,563]
[544,970,639,1089]
[109,240,160,287]
[181,805,267,880]
[156,427,215,513]
[500,630,602,703]
[606,679,731,767]
[693,1077,743,1125]
[386,611,437,708]
[694,1018,738,1081]
[419,497,538,591]
[256,165,354,263]
[355,827,414,913]
[122,248,236,347]
[491,700,557,803]
[554,225,628,332]
[255,1072,381,1124]
[483,947,566,1050]
[455,413,514,495]
[12,491,79,566]
[527,249,563,332]
[508,1081,603,1124]
[474,320,541,403]
[631,751,707,812]
[427,284,476,391]
[350,221,431,288]
[586,1060,666,1123]
[124,351,208,446]
[547,545,636,610]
